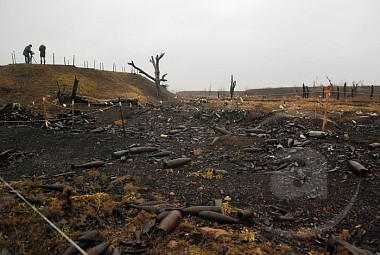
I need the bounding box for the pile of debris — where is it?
[0,103,43,124]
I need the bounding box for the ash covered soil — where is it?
[0,100,379,255]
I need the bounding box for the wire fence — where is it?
[11,50,136,73]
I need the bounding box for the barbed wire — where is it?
[0,176,88,255]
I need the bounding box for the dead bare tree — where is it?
[230,75,237,99]
[128,53,168,98]
[352,80,362,96]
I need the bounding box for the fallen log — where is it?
[163,158,192,169]
[71,160,105,170]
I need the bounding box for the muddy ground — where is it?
[0,100,379,255]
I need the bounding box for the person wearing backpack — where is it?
[23,44,33,64]
[39,44,46,64]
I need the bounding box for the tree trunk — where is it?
[128,53,167,99]
[230,75,236,99]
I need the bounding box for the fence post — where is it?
[336,86,340,100]
[322,86,325,99]
[302,83,305,98]
[53,53,55,65]
[71,100,75,129]
[64,57,66,65]
[322,86,331,131]
[343,82,347,98]
[370,85,374,100]
[42,96,49,128]
[119,98,126,138]
[73,55,75,66]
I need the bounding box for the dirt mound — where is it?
[0,64,174,106]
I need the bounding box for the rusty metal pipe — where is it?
[348,160,368,176]
[71,160,105,169]
[180,206,222,216]
[157,210,182,235]
[129,147,158,154]
[197,211,243,225]
[237,209,254,220]
[86,241,110,255]
[163,158,192,169]
[128,203,174,214]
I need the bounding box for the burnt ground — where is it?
[0,100,379,255]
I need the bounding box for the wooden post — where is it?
[93,60,95,69]
[119,98,126,138]
[71,100,75,129]
[343,82,347,98]
[64,57,66,65]
[336,86,340,100]
[302,83,306,98]
[42,96,49,128]
[322,85,331,131]
[73,55,75,66]
[71,76,79,102]
[322,86,325,99]
[53,53,55,65]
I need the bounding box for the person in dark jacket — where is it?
[39,44,46,64]
[23,44,33,64]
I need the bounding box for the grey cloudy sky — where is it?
[1,0,379,92]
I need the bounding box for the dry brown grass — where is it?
[0,64,174,106]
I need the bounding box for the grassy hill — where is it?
[0,64,174,106]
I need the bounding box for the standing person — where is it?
[23,44,33,64]
[39,44,46,64]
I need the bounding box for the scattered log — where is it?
[71,160,105,170]
[211,126,230,135]
[163,158,192,169]
[37,183,65,192]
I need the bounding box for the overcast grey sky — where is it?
[1,0,379,92]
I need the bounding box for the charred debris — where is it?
[0,100,379,254]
